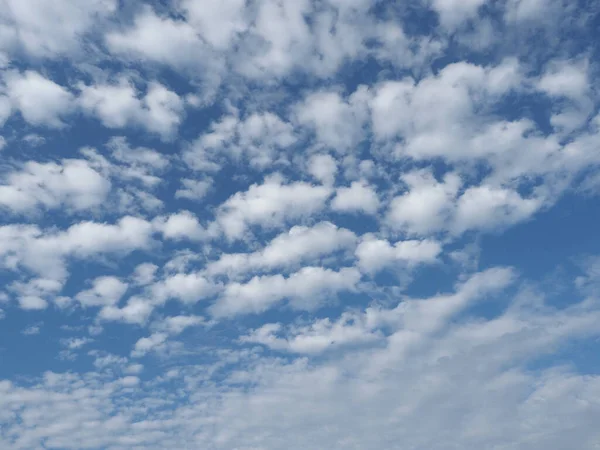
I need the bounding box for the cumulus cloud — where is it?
[211,266,361,317]
[78,79,185,139]
[0,158,111,214]
[4,70,75,127]
[206,222,356,278]
[0,0,116,58]
[355,235,442,274]
[216,174,332,239]
[0,216,154,282]
[184,112,297,171]
[331,179,380,215]
[1,1,600,449]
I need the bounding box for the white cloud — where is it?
[21,324,41,335]
[295,88,369,151]
[4,70,74,127]
[505,0,564,23]
[0,216,155,282]
[430,0,487,29]
[241,313,381,354]
[185,112,296,171]
[99,296,154,325]
[151,272,217,304]
[78,79,184,139]
[369,59,522,161]
[153,211,207,242]
[206,222,357,277]
[175,178,212,201]
[0,96,10,126]
[131,263,158,286]
[0,0,117,58]
[0,158,111,214]
[131,315,205,357]
[211,266,361,317]
[307,153,338,185]
[181,0,247,49]
[9,277,63,310]
[387,170,461,235]
[356,236,442,274]
[131,332,169,358]
[452,185,541,234]
[217,174,332,239]
[75,276,128,308]
[105,6,206,68]
[331,180,380,215]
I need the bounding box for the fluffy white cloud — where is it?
[217,174,332,239]
[430,0,487,29]
[78,79,184,139]
[241,313,381,354]
[331,180,380,215]
[0,216,154,282]
[207,222,356,277]
[452,185,541,234]
[151,272,217,305]
[131,315,205,357]
[307,153,338,185]
[0,158,111,214]
[105,6,206,68]
[153,211,207,242]
[9,277,63,310]
[356,235,442,274]
[0,0,117,57]
[295,88,369,151]
[184,112,296,171]
[181,0,247,49]
[6,268,600,450]
[1,2,599,449]
[98,296,154,325]
[211,266,361,317]
[175,178,212,201]
[387,170,461,235]
[75,276,128,308]
[4,70,75,127]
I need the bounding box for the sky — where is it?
[0,0,600,448]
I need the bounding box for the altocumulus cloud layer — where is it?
[1,0,600,448]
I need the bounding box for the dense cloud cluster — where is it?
[0,0,599,448]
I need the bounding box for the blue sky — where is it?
[0,0,600,448]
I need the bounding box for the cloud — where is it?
[75,276,128,308]
[106,6,208,69]
[4,70,75,127]
[1,1,600,448]
[307,153,338,185]
[295,88,369,151]
[0,158,111,214]
[0,0,117,58]
[175,178,212,201]
[356,235,442,274]
[0,216,155,282]
[387,169,461,235]
[4,267,600,450]
[211,266,361,317]
[153,211,207,242]
[331,180,380,215]
[216,174,332,239]
[241,313,381,354]
[131,315,205,357]
[78,79,185,139]
[184,112,296,171]
[206,221,357,278]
